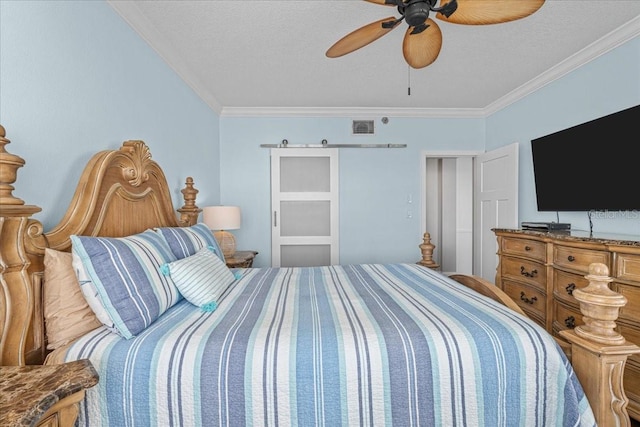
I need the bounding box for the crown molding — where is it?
[484,15,640,116]
[107,1,639,119]
[218,107,486,118]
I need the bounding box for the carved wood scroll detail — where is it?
[119,140,152,187]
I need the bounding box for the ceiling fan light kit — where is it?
[326,0,545,69]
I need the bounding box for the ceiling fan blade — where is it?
[402,18,442,69]
[326,17,401,58]
[364,0,397,6]
[437,0,545,25]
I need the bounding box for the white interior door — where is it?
[473,143,519,282]
[270,148,339,267]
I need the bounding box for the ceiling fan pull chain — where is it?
[408,66,411,96]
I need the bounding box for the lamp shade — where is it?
[202,206,241,231]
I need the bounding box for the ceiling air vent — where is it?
[352,120,374,135]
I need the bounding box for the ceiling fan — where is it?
[326,0,545,69]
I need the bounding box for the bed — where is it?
[0,125,637,426]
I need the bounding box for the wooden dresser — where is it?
[493,228,640,421]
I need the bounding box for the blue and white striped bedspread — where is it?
[63,263,595,426]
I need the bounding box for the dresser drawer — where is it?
[615,252,640,282]
[501,257,545,289]
[500,237,546,262]
[553,300,583,332]
[614,282,640,322]
[553,245,610,273]
[618,320,640,350]
[553,269,589,306]
[618,321,640,378]
[502,279,546,321]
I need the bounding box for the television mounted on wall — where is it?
[531,104,640,212]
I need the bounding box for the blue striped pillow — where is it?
[71,230,181,339]
[155,223,225,262]
[160,246,235,311]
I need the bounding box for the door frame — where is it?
[421,151,481,274]
[421,147,517,279]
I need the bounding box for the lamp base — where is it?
[214,230,236,258]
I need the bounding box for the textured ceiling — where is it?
[107,0,640,116]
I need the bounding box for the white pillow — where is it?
[72,251,118,333]
[161,246,236,311]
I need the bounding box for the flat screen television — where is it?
[531,104,640,212]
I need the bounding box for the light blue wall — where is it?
[222,36,640,267]
[0,1,220,230]
[220,116,485,267]
[2,1,638,267]
[486,37,640,236]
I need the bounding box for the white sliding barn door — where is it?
[270,148,339,267]
[473,143,519,282]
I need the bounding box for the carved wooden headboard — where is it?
[0,125,200,365]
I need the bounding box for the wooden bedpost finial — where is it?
[417,232,440,270]
[177,177,201,227]
[572,263,627,345]
[0,124,26,206]
[559,262,640,427]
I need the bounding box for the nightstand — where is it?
[225,250,258,268]
[0,359,99,427]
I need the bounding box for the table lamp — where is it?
[203,206,241,258]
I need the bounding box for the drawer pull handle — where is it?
[567,255,575,262]
[520,266,538,278]
[564,316,576,329]
[565,283,576,295]
[520,292,537,305]
[524,246,531,251]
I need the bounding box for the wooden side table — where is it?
[226,250,258,268]
[0,359,99,427]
